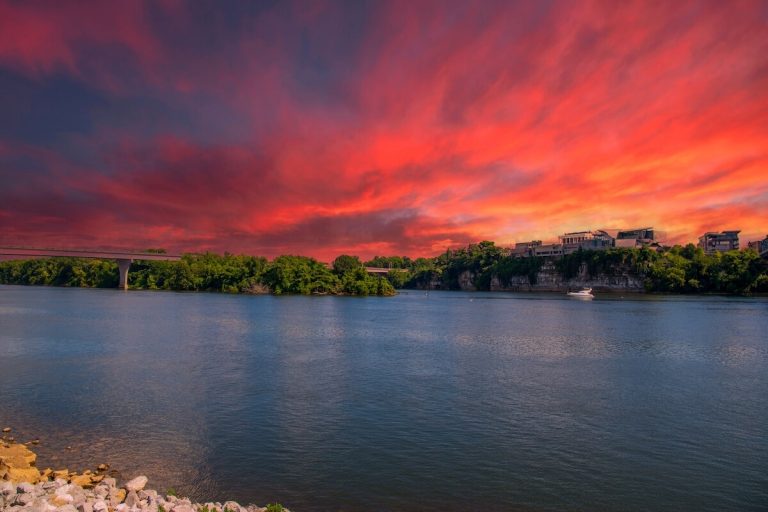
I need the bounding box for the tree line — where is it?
[0,253,395,296]
[364,241,768,294]
[1,242,766,295]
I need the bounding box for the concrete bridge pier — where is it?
[117,259,132,290]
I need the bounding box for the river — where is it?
[1,285,766,511]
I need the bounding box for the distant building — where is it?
[698,230,740,254]
[532,243,564,257]
[511,240,542,258]
[510,226,663,258]
[558,231,595,245]
[748,235,768,258]
[596,227,660,248]
[558,231,612,254]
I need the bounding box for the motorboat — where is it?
[567,287,594,298]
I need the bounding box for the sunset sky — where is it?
[1,0,767,260]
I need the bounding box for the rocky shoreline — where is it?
[0,429,286,512]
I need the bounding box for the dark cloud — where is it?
[1,0,767,257]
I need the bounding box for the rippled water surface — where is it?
[1,285,767,511]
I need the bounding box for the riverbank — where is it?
[0,431,286,512]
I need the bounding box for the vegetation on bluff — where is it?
[552,244,768,293]
[365,241,768,294]
[0,253,395,296]
[365,241,544,290]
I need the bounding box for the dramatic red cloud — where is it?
[0,0,766,260]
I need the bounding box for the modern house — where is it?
[597,227,659,248]
[532,243,564,257]
[698,231,740,254]
[510,226,664,258]
[558,231,613,254]
[747,235,768,258]
[510,240,542,258]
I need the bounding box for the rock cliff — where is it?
[447,261,646,292]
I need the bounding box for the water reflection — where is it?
[1,286,767,512]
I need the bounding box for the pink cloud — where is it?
[0,0,766,258]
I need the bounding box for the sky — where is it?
[1,0,767,260]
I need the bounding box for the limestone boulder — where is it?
[70,474,96,488]
[3,464,41,484]
[124,475,148,492]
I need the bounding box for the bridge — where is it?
[364,267,409,275]
[0,247,181,290]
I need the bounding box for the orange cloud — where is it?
[0,0,766,259]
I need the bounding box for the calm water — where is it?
[1,286,767,512]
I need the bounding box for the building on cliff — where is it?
[532,243,564,257]
[746,235,768,258]
[558,231,613,253]
[511,240,542,257]
[511,226,664,258]
[597,227,661,248]
[698,230,740,254]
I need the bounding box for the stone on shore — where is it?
[0,443,37,467]
[77,502,93,512]
[68,475,93,489]
[0,445,290,512]
[111,488,126,505]
[0,443,42,484]
[123,490,138,508]
[92,500,108,512]
[51,494,74,507]
[123,475,147,492]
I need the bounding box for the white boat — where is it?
[567,287,594,298]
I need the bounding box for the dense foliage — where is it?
[368,241,542,290]
[371,242,768,294]
[551,244,768,293]
[2,243,765,295]
[644,244,768,293]
[0,253,395,296]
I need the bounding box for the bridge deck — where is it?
[365,267,409,274]
[0,247,181,261]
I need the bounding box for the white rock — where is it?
[55,484,74,495]
[139,490,158,501]
[14,493,35,505]
[57,493,75,504]
[17,483,35,494]
[0,481,14,495]
[125,490,139,507]
[93,499,108,512]
[223,501,245,512]
[35,500,58,512]
[124,476,148,492]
